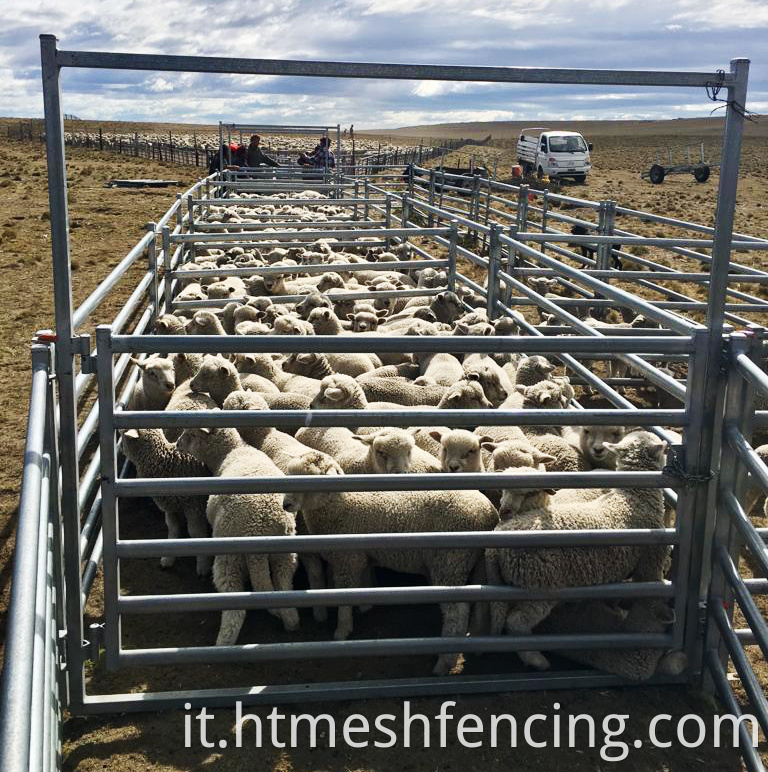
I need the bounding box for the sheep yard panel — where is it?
[3,35,768,772]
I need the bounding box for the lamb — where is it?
[185,310,227,336]
[120,428,211,575]
[414,352,465,387]
[430,429,492,473]
[233,352,322,398]
[486,431,669,670]
[189,354,278,405]
[436,379,493,410]
[205,277,247,300]
[126,355,176,411]
[536,598,686,681]
[170,352,204,385]
[296,289,334,319]
[283,451,499,674]
[177,426,299,643]
[462,361,510,408]
[296,426,441,474]
[358,376,447,406]
[562,425,626,469]
[508,355,555,389]
[284,350,381,379]
[154,314,187,335]
[273,315,315,336]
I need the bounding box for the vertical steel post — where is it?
[146,223,159,323]
[702,333,755,690]
[363,178,370,221]
[162,226,172,313]
[448,219,459,294]
[39,33,86,714]
[504,224,519,306]
[95,327,120,670]
[385,195,392,248]
[353,180,359,221]
[516,184,529,230]
[540,188,549,254]
[486,223,502,320]
[428,169,436,227]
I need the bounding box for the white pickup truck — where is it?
[516,128,593,182]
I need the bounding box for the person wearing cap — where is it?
[208,143,231,174]
[246,134,280,167]
[299,136,336,169]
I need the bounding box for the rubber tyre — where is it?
[573,174,586,183]
[649,164,665,184]
[694,165,711,183]
[537,165,545,180]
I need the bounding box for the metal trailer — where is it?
[3,33,768,772]
[642,142,721,184]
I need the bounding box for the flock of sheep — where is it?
[120,186,688,681]
[63,130,411,156]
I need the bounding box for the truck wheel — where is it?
[648,164,665,184]
[574,174,586,183]
[694,165,710,183]
[537,166,545,179]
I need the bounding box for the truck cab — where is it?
[516,128,592,182]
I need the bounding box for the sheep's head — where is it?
[283,451,344,513]
[311,374,366,409]
[349,310,382,332]
[431,429,486,473]
[120,428,160,459]
[222,389,269,413]
[185,311,222,335]
[189,355,236,398]
[284,352,325,375]
[603,430,668,471]
[273,315,312,336]
[307,306,338,332]
[176,425,213,460]
[579,426,625,467]
[482,439,555,473]
[154,314,186,335]
[516,379,565,410]
[463,364,507,407]
[494,313,524,336]
[131,355,175,396]
[297,290,332,319]
[514,355,555,386]
[438,380,493,410]
[496,467,556,520]
[431,291,464,323]
[315,272,345,292]
[354,429,416,474]
[233,304,263,326]
[206,279,242,299]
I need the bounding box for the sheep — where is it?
[462,360,510,408]
[154,314,187,335]
[486,431,669,670]
[430,429,492,473]
[189,354,279,405]
[536,598,686,681]
[508,355,555,389]
[296,289,334,319]
[285,350,381,379]
[232,352,322,397]
[414,352,465,387]
[283,451,499,675]
[296,426,441,474]
[177,426,299,643]
[163,370,219,444]
[120,428,211,575]
[358,376,447,406]
[170,352,204,386]
[562,425,626,469]
[273,315,315,336]
[436,379,493,410]
[185,310,227,336]
[126,355,176,411]
[205,277,247,300]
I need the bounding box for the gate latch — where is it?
[75,334,96,374]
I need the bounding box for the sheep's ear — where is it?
[296,353,314,363]
[376,309,389,318]
[131,357,146,370]
[544,487,557,495]
[455,322,468,334]
[200,285,209,295]
[156,319,168,331]
[481,441,500,451]
[123,429,140,439]
[198,426,211,435]
[447,393,461,404]
[651,440,669,460]
[352,434,375,445]
[483,326,493,336]
[533,450,556,464]
[537,392,549,405]
[657,606,676,625]
[542,361,555,372]
[429,429,446,442]
[219,365,229,375]
[515,385,527,395]
[345,314,356,321]
[465,370,480,382]
[602,441,619,452]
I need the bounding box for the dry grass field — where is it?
[1,116,767,771]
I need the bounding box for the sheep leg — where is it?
[213,554,247,646]
[301,553,328,622]
[186,505,212,577]
[485,549,509,636]
[330,555,368,641]
[161,509,183,568]
[268,552,300,631]
[430,555,474,676]
[505,600,557,671]
[247,554,299,633]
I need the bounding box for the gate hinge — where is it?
[75,333,96,374]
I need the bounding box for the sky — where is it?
[0,0,766,130]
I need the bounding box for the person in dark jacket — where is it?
[246,134,280,167]
[233,144,248,166]
[208,143,231,174]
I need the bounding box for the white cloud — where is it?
[146,77,174,93]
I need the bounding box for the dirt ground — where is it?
[1,117,768,771]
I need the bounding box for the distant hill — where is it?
[359,116,767,141]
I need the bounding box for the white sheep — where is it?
[487,431,669,670]
[283,451,499,675]
[177,426,299,643]
[126,355,176,411]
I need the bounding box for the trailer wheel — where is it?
[649,164,666,184]
[694,165,711,183]
[537,165,545,180]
